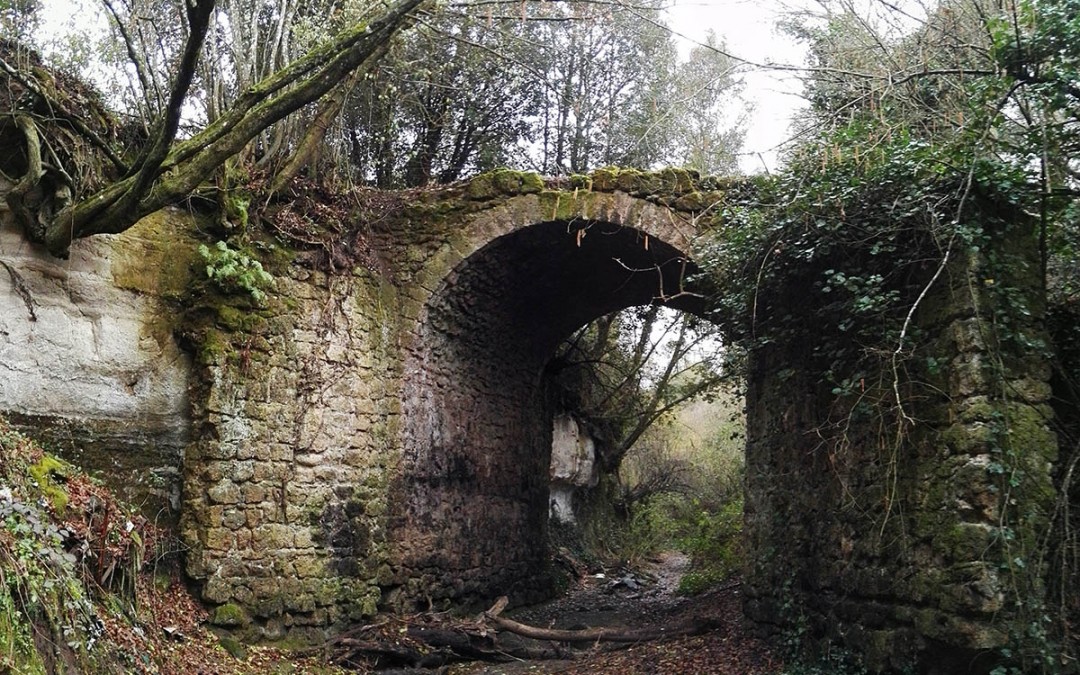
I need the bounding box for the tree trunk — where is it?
[269,67,366,192]
[34,0,428,256]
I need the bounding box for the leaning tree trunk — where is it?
[269,67,368,192]
[3,0,427,257]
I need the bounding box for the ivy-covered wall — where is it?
[742,211,1058,673]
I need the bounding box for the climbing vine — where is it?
[695,72,1067,667]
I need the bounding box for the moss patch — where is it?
[211,602,251,627]
[110,210,201,299]
[27,454,70,514]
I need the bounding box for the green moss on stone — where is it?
[538,190,586,222]
[673,191,720,211]
[614,168,645,193]
[466,172,497,200]
[466,169,545,200]
[110,211,200,299]
[216,305,268,333]
[938,423,992,454]
[568,174,591,190]
[519,172,545,193]
[212,602,251,627]
[658,167,697,193]
[218,635,248,659]
[493,168,540,194]
[936,522,995,561]
[590,167,620,191]
[1001,402,1058,464]
[199,329,231,366]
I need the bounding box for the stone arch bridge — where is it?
[0,168,1058,672]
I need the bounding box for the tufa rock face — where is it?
[549,414,599,524]
[0,209,197,520]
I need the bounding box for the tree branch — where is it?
[42,0,429,256]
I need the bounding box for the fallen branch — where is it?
[482,595,719,643]
[328,590,720,669]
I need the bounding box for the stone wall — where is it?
[2,169,1059,669]
[178,263,405,635]
[176,169,725,629]
[742,218,1058,673]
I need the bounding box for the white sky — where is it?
[665,0,813,173]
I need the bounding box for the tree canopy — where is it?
[0,0,748,256]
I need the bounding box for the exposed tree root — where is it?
[0,258,37,320]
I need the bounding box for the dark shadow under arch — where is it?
[386,219,708,608]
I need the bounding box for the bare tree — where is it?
[549,307,730,472]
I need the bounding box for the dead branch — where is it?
[484,613,714,643]
[327,587,722,670]
[481,596,718,643]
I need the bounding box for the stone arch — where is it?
[387,190,709,607]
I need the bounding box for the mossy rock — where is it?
[218,635,248,659]
[613,168,647,193]
[498,170,544,194]
[568,174,592,190]
[197,329,232,366]
[466,169,545,200]
[673,190,725,212]
[934,522,996,561]
[211,602,251,628]
[657,167,698,194]
[590,167,620,192]
[215,305,269,333]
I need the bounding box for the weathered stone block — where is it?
[222,507,246,530]
[203,527,235,550]
[211,602,251,627]
[207,480,241,504]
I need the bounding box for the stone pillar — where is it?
[743,217,1057,672]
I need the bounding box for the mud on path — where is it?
[448,552,782,675]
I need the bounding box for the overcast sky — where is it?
[665,0,812,173]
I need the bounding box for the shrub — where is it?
[198,240,274,303]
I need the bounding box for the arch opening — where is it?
[389,218,714,608]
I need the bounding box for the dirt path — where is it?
[449,553,782,675]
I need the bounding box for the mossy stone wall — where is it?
[743,217,1057,673]
[179,169,723,634]
[2,169,1059,668]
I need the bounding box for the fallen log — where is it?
[329,593,721,669]
[482,596,719,644]
[405,625,501,660]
